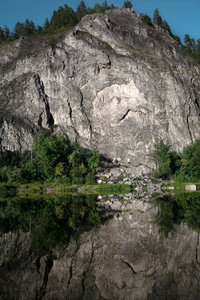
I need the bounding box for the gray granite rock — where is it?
[0,8,200,168]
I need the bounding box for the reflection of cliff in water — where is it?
[0,193,200,300]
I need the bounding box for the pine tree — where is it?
[4,25,10,39]
[63,5,78,28]
[37,25,43,35]
[153,8,163,26]
[49,11,58,32]
[24,19,31,36]
[44,18,50,31]
[102,0,108,11]
[14,22,24,39]
[163,20,172,35]
[0,27,5,41]
[94,3,103,13]
[109,4,115,9]
[196,39,200,52]
[123,1,133,8]
[140,13,153,27]
[173,35,182,45]
[77,1,87,20]
[184,34,193,52]
[29,21,36,35]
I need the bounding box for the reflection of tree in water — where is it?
[154,193,200,236]
[0,194,106,254]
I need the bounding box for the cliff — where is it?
[0,8,200,166]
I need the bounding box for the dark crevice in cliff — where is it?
[36,254,53,300]
[67,100,80,141]
[81,239,95,300]
[186,106,193,143]
[121,259,137,275]
[61,60,65,71]
[67,240,80,288]
[80,91,93,144]
[118,109,131,123]
[36,257,41,273]
[68,265,73,286]
[81,276,86,300]
[33,74,54,128]
[195,98,200,109]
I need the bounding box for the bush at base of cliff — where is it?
[151,138,200,182]
[0,130,100,184]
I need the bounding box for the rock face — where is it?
[0,8,200,165]
[1,198,200,300]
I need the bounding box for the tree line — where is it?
[183,34,200,64]
[0,2,199,64]
[0,1,132,41]
[140,8,181,44]
[141,8,200,64]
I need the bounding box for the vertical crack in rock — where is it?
[68,264,73,286]
[33,74,54,128]
[121,259,137,275]
[67,100,80,141]
[195,99,200,109]
[186,105,193,143]
[80,91,93,144]
[61,60,65,71]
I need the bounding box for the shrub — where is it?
[85,173,96,185]
[150,139,172,179]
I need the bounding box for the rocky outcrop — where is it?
[0,8,200,166]
[1,197,200,300]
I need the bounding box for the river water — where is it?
[0,191,200,299]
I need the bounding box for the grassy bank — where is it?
[162,181,200,194]
[0,181,134,196]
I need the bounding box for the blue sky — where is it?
[0,0,199,42]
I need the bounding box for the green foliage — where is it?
[140,13,153,27]
[2,0,200,72]
[48,38,58,49]
[155,192,200,236]
[177,139,200,181]
[32,130,70,179]
[77,1,87,20]
[182,34,200,64]
[163,20,172,36]
[0,130,100,185]
[151,138,200,182]
[85,173,96,185]
[0,194,102,253]
[88,149,100,172]
[150,139,173,179]
[101,41,113,50]
[153,8,163,26]
[151,61,158,66]
[55,162,68,178]
[123,1,133,8]
[154,195,183,236]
